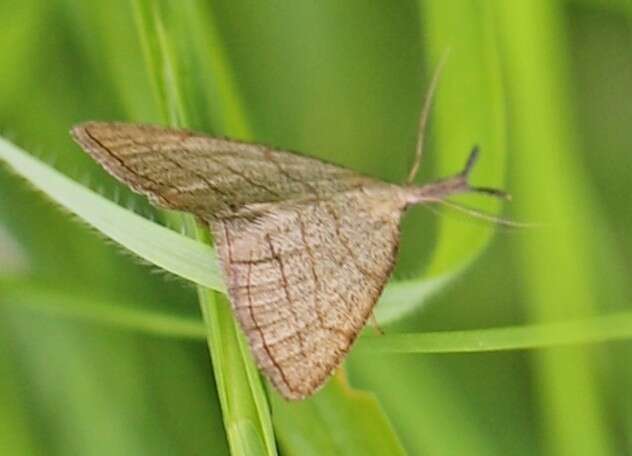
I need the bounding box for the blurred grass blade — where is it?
[375,275,451,323]
[349,355,499,455]
[0,318,39,456]
[132,1,277,454]
[0,136,223,291]
[271,372,405,455]
[178,1,252,135]
[190,224,277,456]
[3,278,632,354]
[152,11,189,127]
[196,289,273,455]
[131,0,168,121]
[359,311,632,353]
[0,224,28,276]
[0,279,206,339]
[496,1,613,454]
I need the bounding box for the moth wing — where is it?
[211,189,403,399]
[71,121,363,219]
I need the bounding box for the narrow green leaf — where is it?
[152,10,189,127]
[271,372,405,456]
[131,1,277,454]
[3,280,632,355]
[0,280,206,340]
[0,136,223,291]
[375,275,452,323]
[178,1,252,136]
[496,1,614,454]
[131,0,168,121]
[348,355,499,456]
[0,319,39,456]
[359,312,632,354]
[191,224,277,456]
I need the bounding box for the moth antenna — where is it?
[426,197,537,229]
[460,146,512,200]
[406,146,510,204]
[461,145,480,178]
[406,48,451,184]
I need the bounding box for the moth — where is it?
[71,121,504,399]
[71,70,505,400]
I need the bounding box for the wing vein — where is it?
[245,248,295,394]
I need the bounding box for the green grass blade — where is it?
[496,1,614,454]
[0,320,39,456]
[131,1,277,454]
[375,275,452,323]
[0,136,222,291]
[131,0,168,121]
[0,279,206,340]
[178,1,252,136]
[348,355,499,455]
[191,224,277,456]
[271,372,405,455]
[196,289,272,455]
[359,312,632,354]
[3,279,632,355]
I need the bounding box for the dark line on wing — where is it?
[82,128,195,210]
[296,211,326,329]
[84,129,165,191]
[265,152,321,198]
[233,296,284,310]
[323,326,353,342]
[221,221,234,264]
[246,250,295,395]
[230,274,310,296]
[324,202,383,283]
[265,234,308,360]
[230,243,310,267]
[330,288,360,330]
[247,314,319,339]
[160,155,233,200]
[202,154,283,198]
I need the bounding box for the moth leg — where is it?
[369,311,384,336]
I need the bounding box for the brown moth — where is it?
[70,120,505,400]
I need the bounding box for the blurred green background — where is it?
[1,0,631,455]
